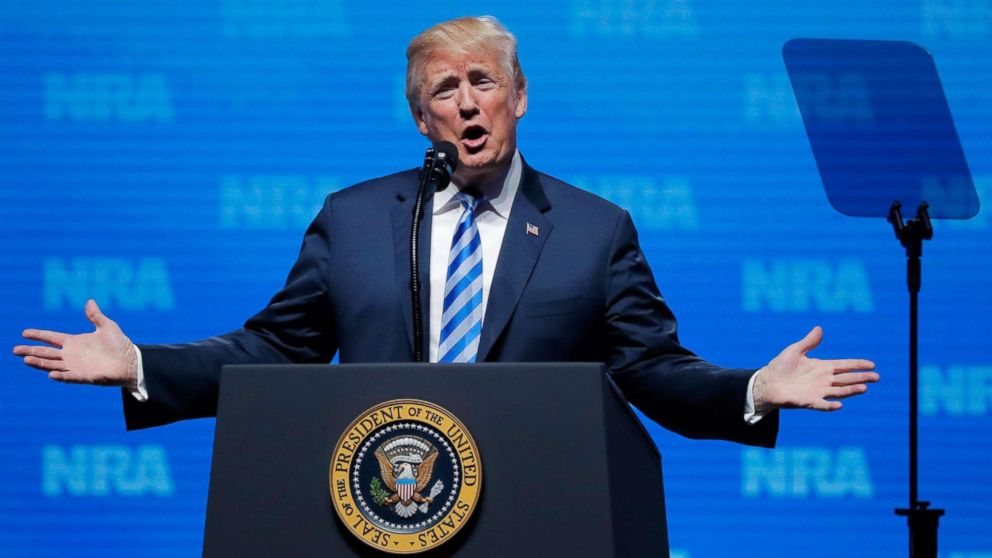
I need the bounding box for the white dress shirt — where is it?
[132,148,765,423]
[427,150,521,363]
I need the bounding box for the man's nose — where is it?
[456,83,479,116]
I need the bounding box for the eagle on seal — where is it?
[374,437,441,518]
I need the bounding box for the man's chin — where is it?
[460,147,512,171]
[454,153,508,184]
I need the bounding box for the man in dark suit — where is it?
[14,16,878,446]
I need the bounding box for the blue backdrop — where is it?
[2,1,989,557]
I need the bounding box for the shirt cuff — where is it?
[126,346,149,402]
[744,367,769,425]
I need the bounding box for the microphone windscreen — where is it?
[433,141,459,172]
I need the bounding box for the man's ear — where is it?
[514,81,528,119]
[410,103,430,136]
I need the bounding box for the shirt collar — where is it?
[433,149,521,220]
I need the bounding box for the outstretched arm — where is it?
[14,299,138,388]
[13,194,339,430]
[603,211,878,447]
[603,211,778,446]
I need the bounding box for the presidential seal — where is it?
[329,399,482,554]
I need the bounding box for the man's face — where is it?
[412,48,527,187]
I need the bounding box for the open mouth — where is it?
[461,125,488,151]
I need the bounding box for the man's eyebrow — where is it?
[427,71,459,91]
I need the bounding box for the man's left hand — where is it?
[753,326,878,413]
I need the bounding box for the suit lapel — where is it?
[391,179,433,360]
[477,162,553,361]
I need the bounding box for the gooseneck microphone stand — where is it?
[889,201,944,558]
[410,143,457,362]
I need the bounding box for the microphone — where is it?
[420,141,459,192]
[409,141,458,363]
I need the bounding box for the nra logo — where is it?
[574,175,699,231]
[42,445,174,497]
[219,175,339,229]
[922,0,992,39]
[742,258,874,313]
[44,257,175,311]
[742,447,873,498]
[44,73,173,123]
[570,0,697,37]
[922,364,992,417]
[221,0,349,38]
[789,72,874,124]
[743,74,801,125]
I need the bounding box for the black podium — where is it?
[202,363,668,557]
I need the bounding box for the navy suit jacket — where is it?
[124,161,778,447]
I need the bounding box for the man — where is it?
[14,16,877,443]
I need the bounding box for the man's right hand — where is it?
[13,299,138,388]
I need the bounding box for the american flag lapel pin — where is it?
[526,222,540,237]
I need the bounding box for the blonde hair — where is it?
[405,16,526,109]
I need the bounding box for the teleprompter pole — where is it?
[888,201,944,558]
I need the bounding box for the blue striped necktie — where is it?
[438,192,484,363]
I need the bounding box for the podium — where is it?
[203,363,668,557]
